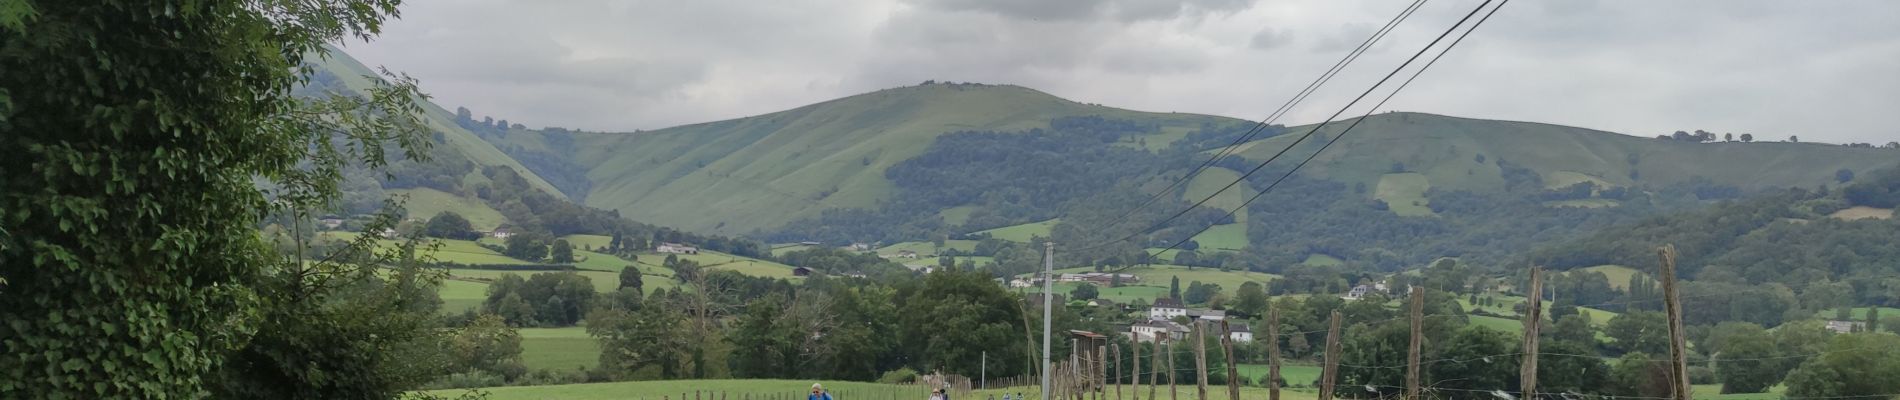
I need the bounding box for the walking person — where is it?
[809,383,833,400]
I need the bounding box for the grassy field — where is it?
[978,219,1060,242]
[1236,364,1325,387]
[446,269,623,293]
[440,279,490,314]
[1024,282,1170,305]
[392,188,510,231]
[1375,172,1435,217]
[1026,265,1279,299]
[877,240,979,257]
[939,205,979,226]
[1469,315,1523,333]
[518,327,601,372]
[1544,198,1621,208]
[1815,306,1900,320]
[1183,166,1251,221]
[560,234,614,251]
[1191,223,1250,252]
[1544,170,1614,189]
[769,243,818,257]
[1829,206,1894,220]
[1302,254,1343,266]
[326,232,534,265]
[427,380,1321,400]
[1578,265,1643,290]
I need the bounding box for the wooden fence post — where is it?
[1166,337,1177,400]
[1318,311,1342,400]
[1194,321,1209,400]
[1659,245,1693,400]
[1521,267,1544,400]
[1099,342,1109,400]
[1133,337,1143,400]
[1221,320,1240,400]
[1267,303,1283,400]
[1151,333,1164,400]
[1115,343,1124,400]
[1407,288,1423,400]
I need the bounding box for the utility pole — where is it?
[1521,267,1543,400]
[1221,320,1240,400]
[1319,311,1342,400]
[1659,245,1692,400]
[1043,242,1055,400]
[1407,288,1423,400]
[982,351,987,390]
[1267,304,1283,400]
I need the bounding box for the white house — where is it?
[1008,278,1035,288]
[1826,320,1866,334]
[1188,309,1226,322]
[656,242,700,255]
[1150,298,1187,320]
[1130,320,1190,343]
[1343,284,1374,301]
[489,227,513,239]
[1228,323,1254,343]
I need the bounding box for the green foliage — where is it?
[427,211,478,240]
[1070,283,1100,301]
[550,239,574,263]
[1607,311,1671,355]
[894,268,1028,378]
[0,0,468,396]
[1784,333,1900,399]
[504,232,551,261]
[876,367,919,384]
[480,272,596,327]
[616,266,644,293]
[587,290,689,380]
[446,314,526,381]
[1710,322,1779,393]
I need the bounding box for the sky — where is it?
[340,0,1900,144]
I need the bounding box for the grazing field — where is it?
[439,279,490,313]
[1815,306,1900,320]
[1578,265,1644,290]
[769,243,818,257]
[939,205,979,226]
[1024,282,1169,305]
[426,380,1321,400]
[559,234,614,251]
[1301,254,1343,266]
[1027,265,1279,296]
[877,240,979,257]
[447,269,623,293]
[391,188,510,231]
[1183,166,1251,220]
[1829,206,1894,220]
[1375,173,1435,217]
[1469,315,1523,333]
[632,250,798,280]
[978,219,1060,242]
[326,232,533,265]
[1191,223,1250,252]
[1544,170,1614,189]
[1236,364,1324,387]
[517,327,601,372]
[1544,198,1621,208]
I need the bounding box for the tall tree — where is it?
[425,211,475,239]
[1784,333,1900,399]
[1711,323,1779,393]
[1,0,454,397]
[550,239,575,263]
[1740,133,1754,142]
[1171,276,1183,300]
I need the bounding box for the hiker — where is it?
[929,388,945,400]
[809,383,833,400]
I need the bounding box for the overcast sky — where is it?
[340,0,1900,144]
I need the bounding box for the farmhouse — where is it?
[1129,320,1190,343]
[1008,278,1035,288]
[656,242,700,255]
[1343,284,1375,300]
[1150,298,1187,320]
[897,250,919,259]
[1228,323,1254,343]
[489,227,514,239]
[317,217,344,229]
[1188,309,1226,322]
[792,267,813,277]
[847,243,873,251]
[1058,272,1139,286]
[1826,320,1866,333]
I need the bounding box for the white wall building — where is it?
[1150,298,1187,320]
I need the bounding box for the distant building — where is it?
[792,267,813,277]
[1129,320,1191,343]
[1188,309,1226,322]
[897,250,919,259]
[1009,278,1035,288]
[848,243,872,251]
[799,241,822,246]
[1826,320,1866,334]
[317,218,344,230]
[1150,298,1187,320]
[1059,272,1138,286]
[656,242,700,255]
[1343,284,1374,301]
[1228,323,1254,343]
[489,227,514,239]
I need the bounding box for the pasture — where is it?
[977,219,1060,242]
[518,327,602,372]
[1374,173,1435,217]
[391,188,510,231]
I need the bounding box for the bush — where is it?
[877,367,920,384]
[518,368,589,386]
[423,371,505,390]
[1687,366,1716,385]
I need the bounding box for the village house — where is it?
[1826,320,1866,334]
[1150,298,1187,320]
[1128,320,1190,343]
[1342,284,1375,300]
[1188,309,1226,322]
[1228,323,1254,343]
[317,217,344,230]
[1059,272,1139,286]
[489,226,514,239]
[656,242,700,255]
[1008,278,1035,288]
[897,250,919,259]
[848,243,873,251]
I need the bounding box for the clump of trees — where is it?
[481,272,598,327]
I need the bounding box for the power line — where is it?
[1094,0,1432,233]
[1077,0,1503,255]
[1126,0,1509,263]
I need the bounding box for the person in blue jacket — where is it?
[809,383,832,400]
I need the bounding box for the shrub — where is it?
[877,367,920,384]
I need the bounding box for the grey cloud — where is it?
[343,0,1900,144]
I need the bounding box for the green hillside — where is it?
[540,84,1239,235]
[308,51,563,196]
[1229,112,1898,194]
